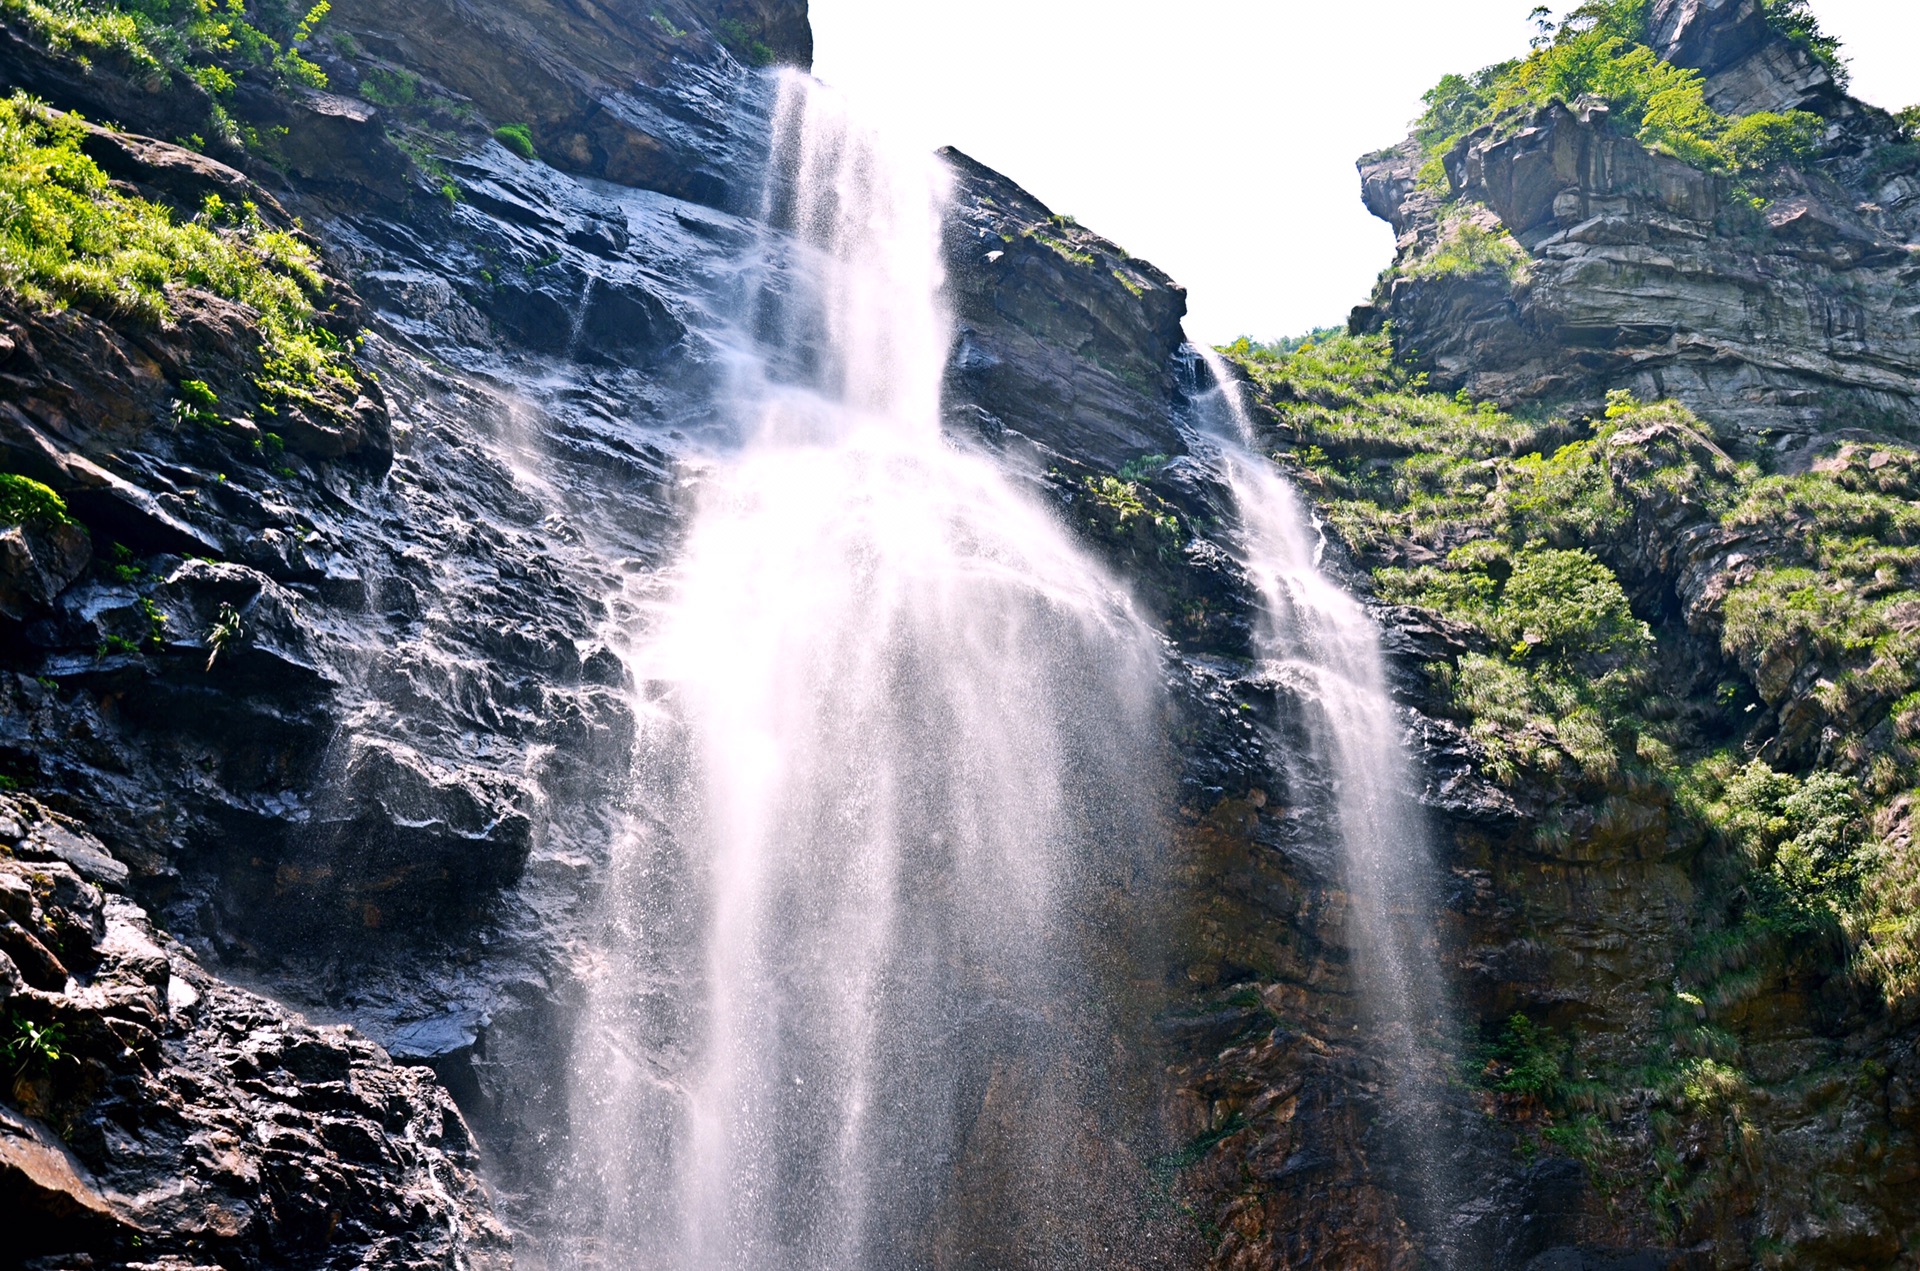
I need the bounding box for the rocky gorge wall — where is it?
[1,0,1917,1268]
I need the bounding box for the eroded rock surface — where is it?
[1356,14,1920,452]
[0,796,506,1268]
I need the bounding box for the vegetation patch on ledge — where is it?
[0,92,359,409]
[1224,332,1919,1015]
[1,0,334,148]
[1414,0,1829,186]
[1226,328,1919,1244]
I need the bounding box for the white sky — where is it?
[809,0,1920,345]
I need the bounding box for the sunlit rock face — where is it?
[1357,11,1920,455]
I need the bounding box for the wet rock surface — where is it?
[0,795,507,1269]
[3,0,1916,1267]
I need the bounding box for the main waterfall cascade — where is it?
[562,73,1166,1268]
[1193,349,1466,1254]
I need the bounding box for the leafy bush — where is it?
[1489,1012,1565,1098]
[0,93,358,409]
[4,1010,66,1079]
[1686,756,1866,929]
[714,17,772,67]
[1403,214,1530,282]
[1719,110,1825,171]
[0,473,70,525]
[492,122,537,161]
[357,66,418,108]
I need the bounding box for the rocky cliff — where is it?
[1355,0,1920,454]
[1149,1,1920,1265]
[2,0,1917,1267]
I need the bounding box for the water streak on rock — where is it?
[1195,345,1463,1258]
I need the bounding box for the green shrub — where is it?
[357,66,418,107]
[1490,1013,1565,1099]
[492,122,537,161]
[0,0,331,99]
[0,93,358,410]
[1403,214,1530,282]
[3,1010,65,1079]
[1692,757,1865,910]
[1720,110,1825,171]
[715,17,772,67]
[0,473,70,525]
[1498,547,1648,662]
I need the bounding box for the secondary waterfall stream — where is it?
[563,73,1164,1269]
[1194,348,1463,1256]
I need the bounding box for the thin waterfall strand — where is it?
[1195,346,1462,1255]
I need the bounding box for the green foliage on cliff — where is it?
[0,0,332,105]
[1760,0,1848,87]
[0,94,357,407]
[1415,0,1826,179]
[1224,334,1920,1013]
[1402,213,1530,282]
[1226,331,1920,1242]
[714,17,773,67]
[0,473,71,525]
[492,123,537,162]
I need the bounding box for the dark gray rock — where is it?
[940,147,1190,472]
[1360,97,1920,447]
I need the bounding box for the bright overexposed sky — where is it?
[810,0,1920,345]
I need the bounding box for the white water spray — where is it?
[564,74,1163,1270]
[1195,346,1461,1253]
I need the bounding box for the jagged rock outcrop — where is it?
[0,795,507,1268]
[941,149,1189,470]
[1357,12,1920,452]
[325,0,808,203]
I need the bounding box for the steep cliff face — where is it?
[0,0,807,1258]
[4,0,1916,1267]
[1143,3,1920,1265]
[1357,0,1920,453]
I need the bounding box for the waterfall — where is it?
[1194,347,1463,1257]
[562,73,1164,1270]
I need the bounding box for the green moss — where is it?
[0,94,358,410]
[0,473,71,525]
[492,122,537,161]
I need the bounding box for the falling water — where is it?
[564,74,1163,1270]
[1194,347,1463,1258]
